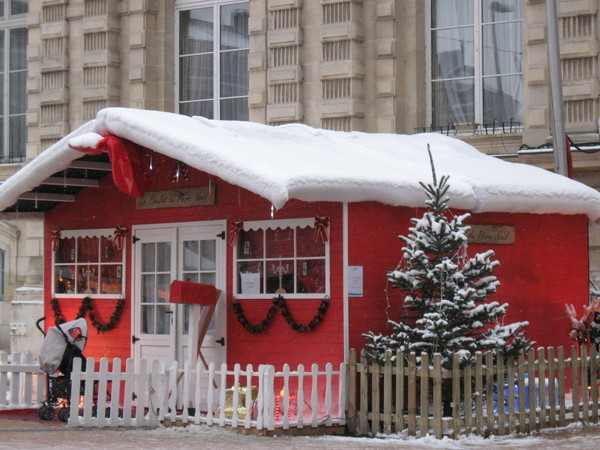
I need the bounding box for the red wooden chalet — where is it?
[1,108,600,371]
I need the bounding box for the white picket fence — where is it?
[68,357,347,430]
[0,351,44,410]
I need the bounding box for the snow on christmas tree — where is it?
[363,148,533,369]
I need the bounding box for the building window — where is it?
[1,1,27,163]
[177,1,249,120]
[234,218,330,299]
[0,248,5,301]
[428,0,522,131]
[53,229,125,298]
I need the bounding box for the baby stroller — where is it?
[36,317,88,422]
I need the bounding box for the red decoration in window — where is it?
[113,226,128,251]
[313,216,329,243]
[229,221,244,246]
[51,230,61,252]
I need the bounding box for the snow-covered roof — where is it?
[2,107,600,221]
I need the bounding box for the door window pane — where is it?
[142,274,155,303]
[183,240,199,271]
[200,240,216,271]
[142,243,155,272]
[156,242,171,272]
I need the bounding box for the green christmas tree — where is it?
[364,152,532,370]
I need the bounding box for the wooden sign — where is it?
[465,225,515,245]
[136,187,215,209]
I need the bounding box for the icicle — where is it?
[35,194,38,210]
[270,205,275,219]
[208,176,212,194]
[149,152,153,171]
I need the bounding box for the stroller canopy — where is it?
[39,318,88,375]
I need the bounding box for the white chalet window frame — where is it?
[233,218,331,299]
[52,228,127,299]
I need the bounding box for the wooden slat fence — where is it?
[68,357,347,430]
[347,345,600,438]
[0,351,44,410]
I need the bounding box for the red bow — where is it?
[229,221,244,246]
[113,226,128,251]
[70,134,149,198]
[51,230,61,252]
[314,217,329,243]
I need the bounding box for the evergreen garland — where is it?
[232,297,279,334]
[50,296,126,333]
[277,295,330,332]
[233,295,330,333]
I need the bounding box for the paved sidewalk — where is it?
[3,409,600,449]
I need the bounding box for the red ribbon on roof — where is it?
[69,134,149,198]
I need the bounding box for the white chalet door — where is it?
[132,222,226,369]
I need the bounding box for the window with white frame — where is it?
[52,229,126,298]
[428,0,522,131]
[0,1,27,163]
[176,0,249,120]
[234,218,330,298]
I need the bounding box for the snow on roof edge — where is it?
[0,120,97,211]
[1,107,600,224]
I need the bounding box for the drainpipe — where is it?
[343,202,349,362]
[546,0,569,176]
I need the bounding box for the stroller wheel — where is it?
[58,407,70,422]
[38,405,55,421]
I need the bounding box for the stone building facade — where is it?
[2,0,600,351]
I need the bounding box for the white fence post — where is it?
[218,362,227,426]
[338,362,347,425]
[68,356,83,426]
[310,363,318,426]
[108,358,123,427]
[297,364,305,429]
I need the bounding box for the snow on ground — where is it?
[2,420,600,449]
